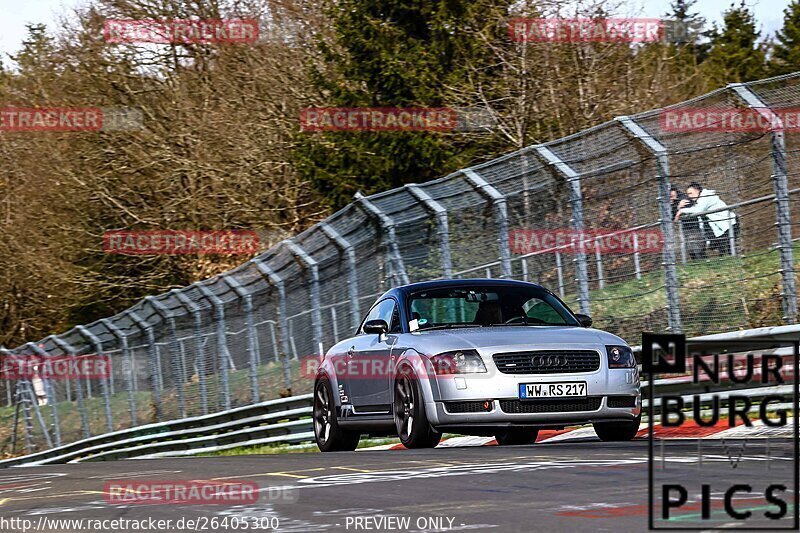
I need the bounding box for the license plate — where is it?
[519,382,587,399]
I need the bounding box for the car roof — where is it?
[387,278,549,299]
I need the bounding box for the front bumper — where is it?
[424,366,640,428]
[428,394,640,428]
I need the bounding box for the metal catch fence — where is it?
[3,73,800,455]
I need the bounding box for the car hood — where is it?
[405,326,624,354]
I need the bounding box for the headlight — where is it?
[606,345,635,368]
[430,350,487,374]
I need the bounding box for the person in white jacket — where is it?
[674,182,738,256]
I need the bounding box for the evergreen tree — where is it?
[665,0,710,62]
[704,2,766,84]
[292,0,510,209]
[9,24,59,102]
[770,0,800,75]
[12,24,55,71]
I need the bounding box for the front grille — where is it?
[493,350,601,374]
[444,401,491,414]
[607,395,637,408]
[499,397,602,414]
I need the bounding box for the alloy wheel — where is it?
[314,383,332,445]
[395,376,415,439]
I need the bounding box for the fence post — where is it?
[196,283,232,411]
[535,145,591,315]
[330,307,339,342]
[171,290,208,415]
[23,343,60,447]
[19,380,34,453]
[320,222,361,332]
[354,192,410,285]
[100,319,138,426]
[268,322,279,364]
[555,252,565,297]
[594,236,605,289]
[0,346,13,407]
[220,275,261,404]
[253,258,293,394]
[406,184,453,278]
[48,335,91,439]
[463,168,512,278]
[616,116,683,332]
[128,311,163,421]
[21,378,51,449]
[729,83,798,323]
[76,326,114,433]
[284,240,324,357]
[144,296,186,418]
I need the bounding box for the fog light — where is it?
[483,400,492,411]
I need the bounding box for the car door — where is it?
[347,298,399,413]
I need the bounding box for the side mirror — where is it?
[363,319,389,335]
[575,314,593,328]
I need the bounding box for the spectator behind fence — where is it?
[675,183,738,256]
[670,186,706,260]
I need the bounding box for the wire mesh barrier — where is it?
[2,73,800,456]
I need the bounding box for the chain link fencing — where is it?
[2,72,800,455]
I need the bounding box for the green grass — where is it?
[197,437,403,456]
[200,442,319,456]
[584,246,790,341]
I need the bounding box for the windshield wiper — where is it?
[483,322,567,327]
[483,323,537,327]
[422,324,483,330]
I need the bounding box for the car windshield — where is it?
[407,285,580,330]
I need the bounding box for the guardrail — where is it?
[0,394,312,468]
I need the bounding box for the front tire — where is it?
[394,369,441,449]
[593,414,642,442]
[495,428,539,446]
[314,378,360,452]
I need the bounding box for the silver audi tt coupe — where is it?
[313,279,641,451]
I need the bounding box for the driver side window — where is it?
[360,299,398,334]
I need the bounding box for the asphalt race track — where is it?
[0,439,795,533]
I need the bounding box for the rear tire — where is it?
[314,378,360,452]
[495,428,539,445]
[593,414,642,442]
[394,368,442,449]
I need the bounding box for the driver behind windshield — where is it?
[473,299,503,326]
[408,286,578,329]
